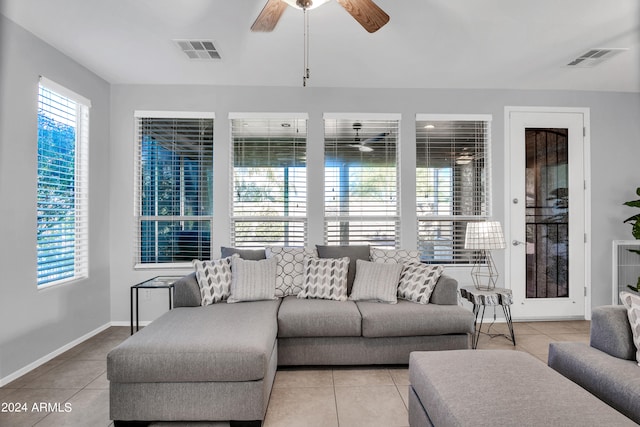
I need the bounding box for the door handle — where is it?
[512,240,525,246]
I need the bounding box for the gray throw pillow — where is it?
[316,245,370,293]
[227,256,277,303]
[349,259,403,304]
[220,246,266,260]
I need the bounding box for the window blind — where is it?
[37,79,90,287]
[324,116,400,248]
[230,115,307,248]
[415,115,491,263]
[134,113,214,265]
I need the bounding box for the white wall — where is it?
[0,15,111,382]
[110,84,640,323]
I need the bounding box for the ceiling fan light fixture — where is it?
[283,0,331,10]
[358,145,374,153]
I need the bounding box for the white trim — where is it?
[39,76,91,107]
[323,112,401,120]
[0,322,110,387]
[228,112,309,120]
[415,113,492,122]
[504,106,592,320]
[134,110,215,119]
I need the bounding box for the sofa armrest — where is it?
[173,272,201,307]
[430,275,458,305]
[590,305,635,360]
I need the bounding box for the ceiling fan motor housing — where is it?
[297,0,314,9]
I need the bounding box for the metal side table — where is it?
[460,286,516,349]
[130,276,180,335]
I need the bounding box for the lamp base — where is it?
[470,250,499,291]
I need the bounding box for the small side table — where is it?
[460,286,516,349]
[130,276,180,335]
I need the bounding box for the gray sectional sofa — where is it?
[548,304,640,424]
[107,269,474,426]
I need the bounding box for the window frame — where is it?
[133,110,215,269]
[36,77,91,288]
[415,114,492,264]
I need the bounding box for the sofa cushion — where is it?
[316,245,370,293]
[397,263,444,305]
[266,246,317,297]
[228,256,277,303]
[221,246,266,260]
[590,305,636,360]
[278,296,362,337]
[297,256,349,301]
[549,341,640,424]
[349,259,403,304]
[107,299,281,383]
[356,299,474,337]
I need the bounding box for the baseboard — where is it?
[111,320,151,327]
[0,322,111,387]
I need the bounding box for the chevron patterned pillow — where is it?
[297,256,349,301]
[397,263,444,304]
[620,291,640,366]
[192,254,237,306]
[266,246,318,297]
[349,259,404,304]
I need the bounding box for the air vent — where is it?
[567,48,627,67]
[174,40,221,60]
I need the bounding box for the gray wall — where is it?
[110,85,640,323]
[0,15,111,382]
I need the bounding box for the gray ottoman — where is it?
[408,350,635,426]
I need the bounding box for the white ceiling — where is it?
[2,0,639,91]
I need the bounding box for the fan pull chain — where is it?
[303,7,310,87]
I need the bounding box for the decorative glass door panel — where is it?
[525,129,569,298]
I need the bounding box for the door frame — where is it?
[504,106,592,320]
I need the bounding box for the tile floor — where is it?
[0,320,590,427]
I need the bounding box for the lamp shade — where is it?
[464,221,506,250]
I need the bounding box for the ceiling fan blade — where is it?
[335,0,389,33]
[251,0,288,32]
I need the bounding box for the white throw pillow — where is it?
[620,291,640,366]
[397,263,444,304]
[265,246,318,297]
[370,248,421,264]
[297,256,349,301]
[192,255,236,306]
[227,256,277,303]
[349,259,404,304]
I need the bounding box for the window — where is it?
[416,115,492,263]
[134,112,214,266]
[37,77,90,287]
[230,114,307,247]
[324,114,400,247]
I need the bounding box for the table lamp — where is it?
[465,221,506,290]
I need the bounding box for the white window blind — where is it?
[324,115,400,247]
[230,114,307,248]
[416,115,491,263]
[134,112,214,266]
[37,78,90,287]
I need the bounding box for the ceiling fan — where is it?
[251,0,390,33]
[348,122,389,152]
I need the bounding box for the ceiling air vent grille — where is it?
[175,40,221,60]
[567,48,627,67]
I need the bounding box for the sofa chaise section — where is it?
[107,298,281,424]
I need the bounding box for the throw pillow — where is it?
[265,246,318,297]
[620,291,640,366]
[192,255,236,306]
[220,246,266,260]
[349,259,404,304]
[316,245,370,294]
[370,248,421,264]
[397,263,444,304]
[227,256,277,303]
[297,256,349,301]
